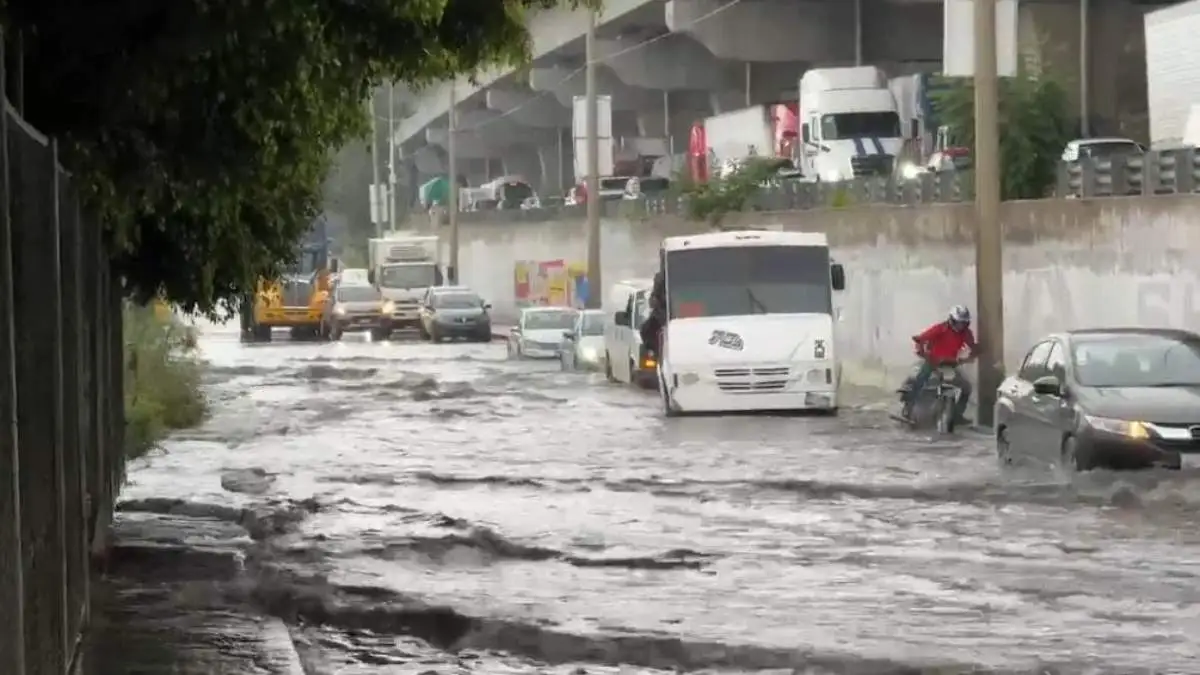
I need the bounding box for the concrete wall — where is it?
[448,196,1200,389]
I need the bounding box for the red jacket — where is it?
[915,321,976,363]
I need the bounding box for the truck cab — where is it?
[798,66,904,182]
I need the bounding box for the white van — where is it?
[657,230,846,415]
[603,279,657,388]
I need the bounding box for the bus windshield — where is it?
[665,245,833,319]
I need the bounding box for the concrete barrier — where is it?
[448,195,1200,390]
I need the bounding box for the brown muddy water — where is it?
[100,325,1200,674]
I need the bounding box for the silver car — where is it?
[321,283,392,340]
[559,309,606,371]
[507,306,578,359]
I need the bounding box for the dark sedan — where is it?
[417,287,492,342]
[995,328,1200,471]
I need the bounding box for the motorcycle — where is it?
[892,360,967,434]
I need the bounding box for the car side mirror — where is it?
[367,270,375,285]
[830,263,846,291]
[483,303,492,310]
[1032,375,1062,396]
[614,311,630,327]
[510,326,519,334]
[563,330,574,339]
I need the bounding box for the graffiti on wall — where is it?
[514,260,589,308]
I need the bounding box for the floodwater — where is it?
[113,324,1200,674]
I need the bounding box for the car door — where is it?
[1026,340,1073,460]
[1006,340,1054,462]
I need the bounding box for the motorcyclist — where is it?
[638,270,666,353]
[900,305,978,424]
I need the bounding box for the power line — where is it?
[454,0,745,133]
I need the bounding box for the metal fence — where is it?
[0,34,125,675]
[449,170,973,224]
[1056,148,1200,197]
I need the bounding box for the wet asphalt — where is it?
[113,324,1200,674]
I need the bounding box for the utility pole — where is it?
[974,0,1004,427]
[1079,0,1090,137]
[369,89,382,237]
[447,82,459,284]
[388,81,398,231]
[584,10,602,309]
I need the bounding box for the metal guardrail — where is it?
[448,171,974,224]
[1056,148,1200,197]
[0,36,125,675]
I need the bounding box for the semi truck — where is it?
[240,216,337,343]
[796,66,905,182]
[367,232,444,336]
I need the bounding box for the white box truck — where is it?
[367,233,443,335]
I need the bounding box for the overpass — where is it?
[391,0,1169,196]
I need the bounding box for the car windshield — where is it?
[434,292,482,309]
[1080,141,1142,159]
[580,312,604,336]
[379,264,437,289]
[523,310,577,331]
[665,245,833,318]
[337,285,380,302]
[1071,334,1200,387]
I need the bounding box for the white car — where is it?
[559,309,606,371]
[507,306,579,359]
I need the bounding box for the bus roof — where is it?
[661,230,828,251]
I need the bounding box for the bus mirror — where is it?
[367,269,375,285]
[830,263,846,291]
[614,310,630,327]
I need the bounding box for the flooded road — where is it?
[117,325,1200,674]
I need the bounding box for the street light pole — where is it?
[369,90,382,237]
[388,80,397,231]
[447,82,459,284]
[974,0,1004,427]
[584,10,602,309]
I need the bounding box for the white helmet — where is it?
[948,305,971,327]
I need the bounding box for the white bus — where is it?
[657,230,846,415]
[604,279,658,388]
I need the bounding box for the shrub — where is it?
[123,303,208,460]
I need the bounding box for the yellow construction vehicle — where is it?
[240,217,338,342]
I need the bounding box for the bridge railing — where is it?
[447,171,974,225]
[0,33,125,675]
[1056,148,1200,197]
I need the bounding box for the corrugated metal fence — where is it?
[0,31,125,675]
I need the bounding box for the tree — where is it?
[675,157,783,226]
[4,0,589,315]
[930,65,1073,201]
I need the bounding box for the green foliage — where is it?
[676,157,780,225]
[123,304,208,460]
[7,0,594,316]
[930,65,1073,200]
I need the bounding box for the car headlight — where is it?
[821,170,843,183]
[381,300,395,314]
[900,162,922,180]
[1084,415,1150,440]
[333,304,346,315]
